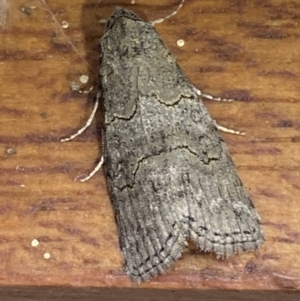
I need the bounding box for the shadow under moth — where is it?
[63,0,264,282]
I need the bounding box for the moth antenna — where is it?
[0,0,8,28]
[95,0,104,10]
[151,0,185,26]
[39,0,94,72]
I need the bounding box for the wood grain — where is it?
[0,0,300,299]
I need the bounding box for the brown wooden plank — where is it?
[0,0,300,299]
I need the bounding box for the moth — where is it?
[63,1,264,283]
[99,6,264,282]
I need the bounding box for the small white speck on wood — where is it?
[177,39,185,47]
[61,20,69,29]
[31,239,39,247]
[44,252,51,259]
[80,74,89,84]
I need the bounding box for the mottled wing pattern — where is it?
[101,8,264,282]
[106,148,190,281]
[186,143,264,258]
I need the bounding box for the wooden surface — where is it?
[1,0,300,299]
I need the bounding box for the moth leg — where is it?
[216,124,245,135]
[193,87,244,134]
[80,156,104,182]
[193,86,234,102]
[78,86,94,94]
[60,93,100,142]
[151,0,185,26]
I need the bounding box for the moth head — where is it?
[104,7,142,32]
